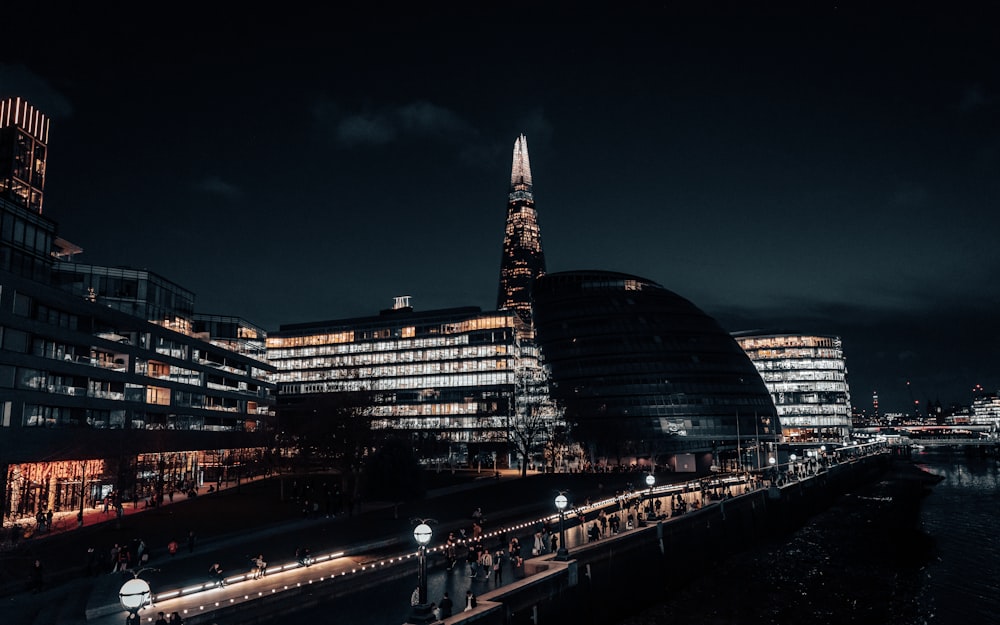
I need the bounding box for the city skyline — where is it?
[1,6,997,413]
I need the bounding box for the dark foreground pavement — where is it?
[1,468,663,625]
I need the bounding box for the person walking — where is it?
[438,591,453,618]
[28,559,44,593]
[493,549,504,587]
[208,562,226,588]
[253,554,267,579]
[478,549,493,580]
[466,543,479,578]
[154,612,168,625]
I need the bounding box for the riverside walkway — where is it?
[1,467,750,625]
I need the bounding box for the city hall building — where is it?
[531,270,780,471]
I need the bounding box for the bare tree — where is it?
[509,397,564,476]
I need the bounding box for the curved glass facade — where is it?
[532,270,779,463]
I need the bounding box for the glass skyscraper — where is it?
[496,134,546,327]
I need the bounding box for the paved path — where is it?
[1,468,720,625]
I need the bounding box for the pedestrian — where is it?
[117,545,131,572]
[208,562,226,587]
[438,591,453,618]
[508,535,520,561]
[464,590,477,612]
[479,549,493,580]
[110,544,121,573]
[85,546,99,577]
[168,612,184,625]
[532,531,544,556]
[493,549,504,587]
[167,539,179,557]
[445,533,457,570]
[466,543,479,578]
[28,559,44,593]
[253,554,267,579]
[187,530,196,553]
[154,611,168,625]
[549,531,558,552]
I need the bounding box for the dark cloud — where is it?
[0,63,73,118]
[957,85,987,113]
[194,176,244,200]
[313,99,477,148]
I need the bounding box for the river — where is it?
[616,448,1000,625]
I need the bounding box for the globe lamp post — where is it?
[555,493,569,561]
[645,473,656,521]
[408,521,435,624]
[119,577,150,625]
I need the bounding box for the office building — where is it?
[267,297,528,464]
[1,98,274,525]
[734,332,853,443]
[532,270,780,471]
[971,393,1000,426]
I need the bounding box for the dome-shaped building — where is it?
[531,270,779,470]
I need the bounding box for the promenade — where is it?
[2,467,705,625]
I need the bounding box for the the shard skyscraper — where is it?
[496,134,546,326]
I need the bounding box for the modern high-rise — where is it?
[971,393,1000,426]
[266,297,526,464]
[1,98,275,526]
[496,134,546,327]
[734,332,853,443]
[532,270,780,471]
[1,97,54,283]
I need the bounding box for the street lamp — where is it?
[554,492,569,561]
[407,520,435,625]
[119,576,151,625]
[645,473,656,521]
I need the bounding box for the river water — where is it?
[911,449,1000,624]
[617,448,1000,625]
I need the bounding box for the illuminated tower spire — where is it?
[497,134,546,326]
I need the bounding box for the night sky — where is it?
[2,4,998,414]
